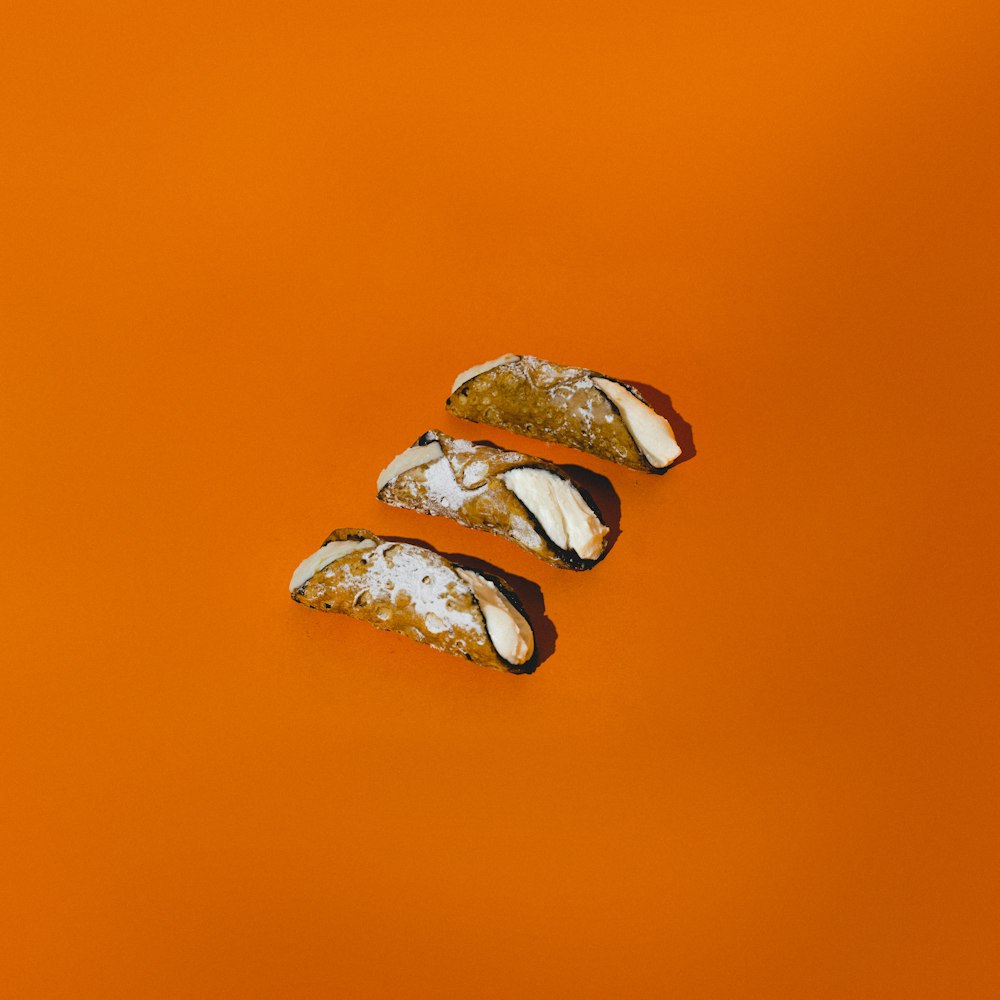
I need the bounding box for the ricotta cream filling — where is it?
[592,377,681,468]
[503,467,608,560]
[451,353,521,393]
[290,538,376,593]
[455,568,534,665]
[377,441,445,491]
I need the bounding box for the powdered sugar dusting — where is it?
[323,542,481,636]
[379,433,582,565]
[419,455,488,513]
[510,514,542,549]
[502,356,606,435]
[447,354,655,471]
[462,459,489,487]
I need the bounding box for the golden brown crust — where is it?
[290,530,533,672]
[376,431,607,570]
[446,355,663,474]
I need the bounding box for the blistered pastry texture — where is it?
[446,354,669,474]
[377,431,607,570]
[290,528,533,672]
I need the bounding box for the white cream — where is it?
[592,377,681,468]
[289,538,376,592]
[503,467,608,561]
[455,568,534,665]
[376,441,445,491]
[451,353,521,393]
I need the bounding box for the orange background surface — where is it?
[3,2,999,997]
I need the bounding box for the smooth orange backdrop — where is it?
[3,2,998,997]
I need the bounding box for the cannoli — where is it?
[377,430,609,570]
[290,528,535,672]
[446,353,682,473]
